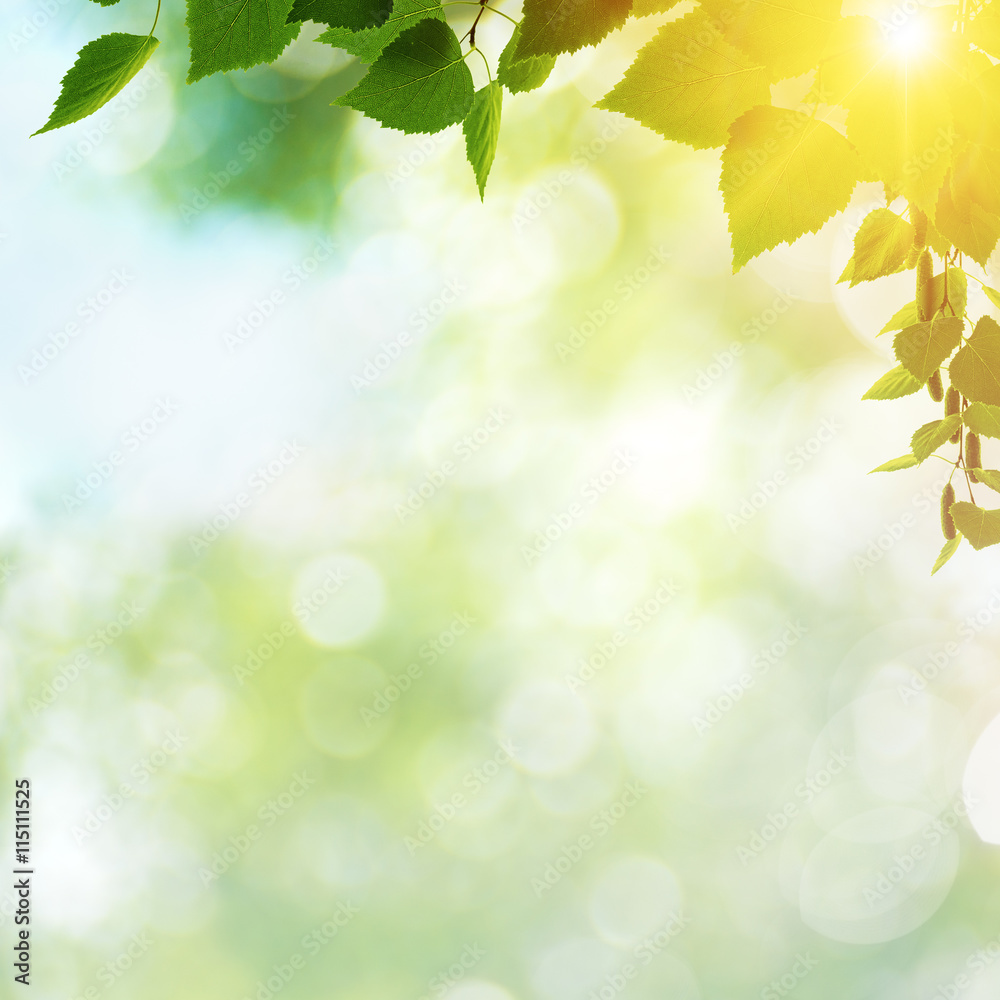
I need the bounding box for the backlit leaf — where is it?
[951,501,1000,549]
[35,33,159,134]
[839,208,914,287]
[862,365,922,401]
[950,315,1000,405]
[911,414,963,462]
[597,10,771,151]
[721,106,861,271]
[893,316,963,384]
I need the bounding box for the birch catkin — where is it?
[946,387,961,442]
[927,369,943,402]
[941,482,956,540]
[917,250,934,322]
[967,431,982,481]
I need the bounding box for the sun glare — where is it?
[888,18,928,57]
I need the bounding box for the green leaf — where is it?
[515,0,633,59]
[879,269,968,336]
[869,455,919,473]
[336,19,473,134]
[880,300,917,335]
[931,534,962,575]
[89,0,122,5]
[969,468,1000,493]
[951,502,1000,550]
[186,0,300,83]
[862,365,922,401]
[839,208,913,287]
[952,144,1000,219]
[463,82,502,199]
[721,106,861,271]
[911,414,963,463]
[318,0,443,62]
[964,401,1000,439]
[939,268,968,319]
[936,177,1000,268]
[597,10,771,151]
[893,316,963,384]
[497,24,555,95]
[34,33,159,135]
[700,0,840,79]
[983,285,1000,312]
[630,0,682,15]
[287,0,391,30]
[949,315,1000,406]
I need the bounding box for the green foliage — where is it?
[597,11,770,151]
[700,0,839,79]
[463,82,502,199]
[969,468,1000,492]
[950,316,1000,405]
[893,316,963,384]
[911,414,963,463]
[34,33,158,135]
[932,534,962,574]
[630,0,681,15]
[185,0,301,83]
[497,25,554,94]
[318,0,444,62]
[964,402,1000,439]
[951,502,1000,550]
[287,0,392,30]
[721,107,859,271]
[514,0,632,59]
[336,19,473,134]
[870,455,920,474]
[32,0,1000,568]
[862,365,922,401]
[839,209,913,287]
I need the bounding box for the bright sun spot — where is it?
[888,19,928,56]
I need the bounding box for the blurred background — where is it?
[5,0,1000,998]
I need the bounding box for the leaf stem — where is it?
[471,44,492,82]
[444,1,519,26]
[150,0,162,35]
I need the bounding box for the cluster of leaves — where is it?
[34,0,1000,566]
[35,0,632,196]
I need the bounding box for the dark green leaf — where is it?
[186,0,300,83]
[515,0,633,59]
[287,0,392,30]
[336,19,473,134]
[318,0,444,62]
